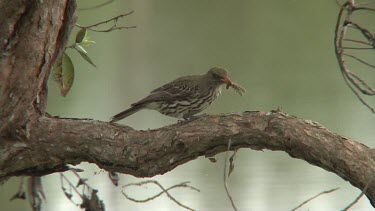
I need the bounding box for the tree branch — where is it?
[0,112,374,206]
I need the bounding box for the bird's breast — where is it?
[148,85,223,118]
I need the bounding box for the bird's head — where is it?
[206,67,232,87]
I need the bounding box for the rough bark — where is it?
[0,0,76,134]
[1,112,375,206]
[0,0,374,208]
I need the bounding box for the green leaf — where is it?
[74,43,87,54]
[52,53,74,97]
[74,44,96,68]
[80,37,95,47]
[60,53,75,97]
[75,28,87,44]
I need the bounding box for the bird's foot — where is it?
[178,117,195,123]
[179,114,208,123]
[178,116,198,123]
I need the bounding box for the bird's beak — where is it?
[221,76,232,86]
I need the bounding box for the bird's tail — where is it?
[110,105,144,123]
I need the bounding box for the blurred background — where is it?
[1,0,374,210]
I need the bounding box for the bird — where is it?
[110,67,233,123]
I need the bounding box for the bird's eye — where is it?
[213,73,222,80]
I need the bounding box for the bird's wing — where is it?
[131,77,198,106]
[151,77,197,94]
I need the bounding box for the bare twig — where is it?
[224,139,238,211]
[342,181,373,211]
[336,0,344,6]
[291,188,340,211]
[122,180,199,211]
[353,6,375,11]
[79,11,134,28]
[60,170,105,210]
[76,11,136,32]
[348,22,374,43]
[108,171,119,186]
[228,149,238,177]
[342,47,374,50]
[356,1,375,6]
[342,73,375,112]
[10,177,26,201]
[78,0,114,11]
[343,53,375,68]
[343,38,373,46]
[84,25,136,33]
[60,173,84,203]
[27,177,45,211]
[347,71,375,95]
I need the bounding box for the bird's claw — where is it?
[180,114,208,122]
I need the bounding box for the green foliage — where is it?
[75,28,87,43]
[52,53,74,97]
[52,29,96,97]
[74,28,96,67]
[74,43,96,68]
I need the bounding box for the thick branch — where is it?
[0,112,374,205]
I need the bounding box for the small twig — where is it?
[10,176,26,201]
[343,39,373,46]
[347,71,375,95]
[342,180,372,211]
[342,47,374,50]
[348,22,374,43]
[108,171,119,186]
[228,149,238,177]
[76,11,135,33]
[343,53,375,68]
[122,180,199,211]
[78,0,114,11]
[85,25,136,33]
[342,72,375,112]
[353,6,375,11]
[291,188,340,211]
[224,139,238,211]
[355,1,375,6]
[336,0,344,6]
[60,173,84,201]
[80,11,134,28]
